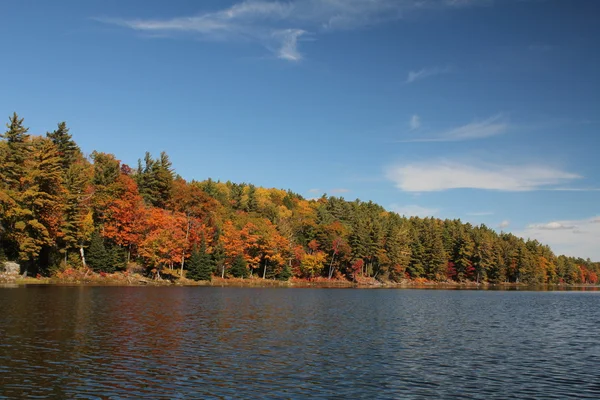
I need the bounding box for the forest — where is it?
[1,113,598,285]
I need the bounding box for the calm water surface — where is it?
[1,286,599,399]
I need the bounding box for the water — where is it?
[1,286,599,399]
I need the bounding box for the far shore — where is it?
[1,271,598,290]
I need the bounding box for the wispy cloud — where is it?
[97,1,489,61]
[389,204,439,218]
[409,114,421,130]
[272,29,305,61]
[405,66,452,84]
[308,188,321,194]
[527,221,576,230]
[467,211,495,216]
[517,216,600,260]
[498,220,510,229]
[385,160,581,192]
[400,114,508,142]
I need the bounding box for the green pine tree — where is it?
[212,241,226,278]
[187,240,213,281]
[46,122,81,170]
[230,254,248,278]
[0,112,31,190]
[86,230,110,272]
[277,262,292,281]
[135,151,173,208]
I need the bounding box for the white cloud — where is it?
[400,114,508,142]
[308,188,321,194]
[98,1,488,61]
[389,204,439,218]
[409,114,421,130]
[528,221,576,230]
[385,160,581,192]
[406,66,452,84]
[498,220,510,229]
[272,29,305,61]
[516,216,600,261]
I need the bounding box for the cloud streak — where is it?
[400,114,508,142]
[97,0,489,61]
[409,115,421,130]
[528,222,576,230]
[385,160,581,192]
[406,66,452,84]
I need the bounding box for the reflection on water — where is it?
[0,286,599,398]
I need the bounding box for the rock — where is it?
[2,261,20,275]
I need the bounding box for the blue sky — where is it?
[2,0,599,260]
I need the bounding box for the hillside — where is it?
[1,113,598,284]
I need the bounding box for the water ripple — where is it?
[0,287,599,398]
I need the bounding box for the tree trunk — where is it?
[221,264,225,279]
[180,219,190,277]
[328,254,336,279]
[79,246,86,268]
[263,259,267,279]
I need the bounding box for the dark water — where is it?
[1,286,599,399]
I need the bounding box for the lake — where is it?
[0,286,599,399]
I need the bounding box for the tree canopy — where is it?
[1,113,598,285]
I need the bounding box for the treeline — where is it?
[1,113,598,284]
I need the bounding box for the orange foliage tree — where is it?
[103,174,147,263]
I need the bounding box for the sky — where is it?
[1,0,599,260]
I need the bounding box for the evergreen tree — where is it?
[383,215,411,281]
[212,241,226,278]
[155,151,174,207]
[86,230,111,272]
[229,182,245,210]
[230,254,248,278]
[246,184,258,212]
[277,261,292,281]
[46,122,81,170]
[453,230,474,281]
[187,240,213,281]
[107,242,127,272]
[424,220,447,281]
[0,113,31,190]
[136,152,173,208]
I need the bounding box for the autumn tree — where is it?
[138,208,188,274]
[60,161,94,267]
[169,177,218,275]
[103,173,146,263]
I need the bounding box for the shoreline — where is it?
[1,272,598,290]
